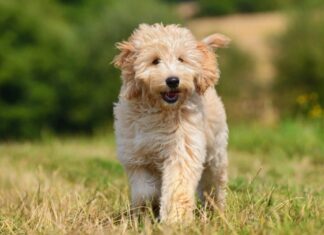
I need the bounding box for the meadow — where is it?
[1,120,323,234]
[1,1,324,234]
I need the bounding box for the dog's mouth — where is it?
[161,90,180,104]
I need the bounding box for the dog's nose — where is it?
[166,76,179,88]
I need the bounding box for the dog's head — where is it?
[114,24,229,107]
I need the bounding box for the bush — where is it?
[274,5,324,119]
[0,0,178,139]
[199,0,281,16]
[216,45,260,122]
[199,0,236,16]
[198,0,324,16]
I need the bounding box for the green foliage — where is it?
[0,0,178,139]
[199,0,236,16]
[218,45,256,97]
[198,0,323,16]
[217,45,260,121]
[274,5,324,118]
[199,0,281,16]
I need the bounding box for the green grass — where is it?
[0,120,323,234]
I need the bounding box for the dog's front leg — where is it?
[159,157,203,223]
[127,167,161,215]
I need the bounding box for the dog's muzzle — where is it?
[161,90,180,103]
[162,76,180,103]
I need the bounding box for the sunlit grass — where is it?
[0,120,323,234]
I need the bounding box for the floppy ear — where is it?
[195,34,230,95]
[113,41,135,69]
[202,33,231,49]
[113,41,141,99]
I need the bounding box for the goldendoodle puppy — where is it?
[113,24,229,223]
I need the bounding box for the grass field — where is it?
[0,120,323,234]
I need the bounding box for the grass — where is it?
[0,120,323,234]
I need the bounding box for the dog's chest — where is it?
[132,111,178,161]
[130,105,206,166]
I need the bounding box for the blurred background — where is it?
[1,2,323,233]
[0,0,323,139]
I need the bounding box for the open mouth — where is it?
[161,90,180,104]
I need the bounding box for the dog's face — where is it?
[114,24,229,108]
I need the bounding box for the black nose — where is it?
[166,76,179,88]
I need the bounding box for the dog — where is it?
[113,24,229,223]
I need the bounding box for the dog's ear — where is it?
[195,42,219,95]
[113,41,141,99]
[113,41,135,69]
[195,34,230,95]
[202,33,231,49]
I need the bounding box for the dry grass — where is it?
[0,121,323,234]
[187,12,288,124]
[188,12,287,84]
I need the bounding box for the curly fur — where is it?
[113,24,230,223]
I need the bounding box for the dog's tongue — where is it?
[162,90,179,103]
[166,91,178,98]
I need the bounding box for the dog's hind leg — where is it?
[198,130,228,211]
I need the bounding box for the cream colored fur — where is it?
[113,24,229,223]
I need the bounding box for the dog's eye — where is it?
[152,58,160,65]
[178,57,184,63]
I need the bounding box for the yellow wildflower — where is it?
[309,105,322,118]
